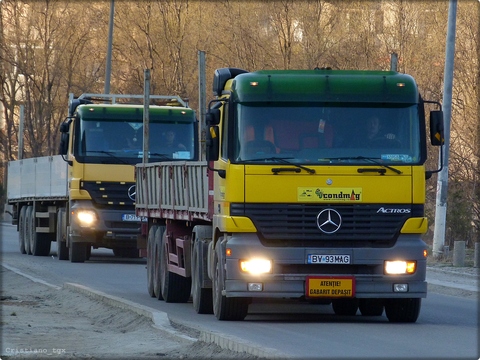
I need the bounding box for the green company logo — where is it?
[298,187,362,202]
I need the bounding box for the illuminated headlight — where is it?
[240,259,272,275]
[76,210,97,226]
[385,261,416,275]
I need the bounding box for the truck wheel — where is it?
[192,239,213,314]
[332,298,359,316]
[385,298,421,323]
[24,206,33,255]
[160,229,191,303]
[32,234,52,256]
[359,299,384,316]
[153,226,164,300]
[56,209,69,260]
[27,206,51,257]
[18,206,27,254]
[147,225,159,298]
[69,241,87,263]
[212,243,249,321]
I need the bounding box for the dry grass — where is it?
[427,247,477,268]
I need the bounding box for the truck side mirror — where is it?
[59,118,72,156]
[430,110,444,146]
[206,108,220,126]
[59,133,69,155]
[206,126,220,161]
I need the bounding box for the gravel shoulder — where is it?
[0,266,261,360]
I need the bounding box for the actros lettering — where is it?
[377,207,411,214]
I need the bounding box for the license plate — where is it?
[307,254,351,264]
[306,276,355,298]
[122,214,147,222]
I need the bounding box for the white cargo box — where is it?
[7,155,68,201]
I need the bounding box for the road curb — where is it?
[63,282,197,342]
[64,283,285,358]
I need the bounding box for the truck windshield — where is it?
[75,118,195,164]
[233,103,422,165]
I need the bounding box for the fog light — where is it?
[393,283,409,292]
[240,259,272,275]
[248,283,263,291]
[385,261,416,275]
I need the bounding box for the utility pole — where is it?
[198,51,206,160]
[104,0,114,94]
[432,0,458,259]
[143,69,150,165]
[18,105,24,159]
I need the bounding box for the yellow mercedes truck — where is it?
[8,93,196,263]
[136,67,444,322]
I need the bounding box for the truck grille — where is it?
[82,181,135,209]
[230,203,422,247]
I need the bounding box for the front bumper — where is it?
[69,200,140,247]
[223,233,427,299]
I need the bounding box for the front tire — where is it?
[212,242,249,321]
[385,298,421,323]
[69,240,87,263]
[56,208,69,260]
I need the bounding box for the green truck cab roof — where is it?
[76,104,195,122]
[230,69,419,104]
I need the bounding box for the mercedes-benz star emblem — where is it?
[316,209,342,234]
[128,185,136,201]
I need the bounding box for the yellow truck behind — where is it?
[7,93,195,263]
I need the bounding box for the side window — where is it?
[221,102,229,160]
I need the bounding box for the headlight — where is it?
[76,210,97,226]
[240,259,272,275]
[385,260,416,275]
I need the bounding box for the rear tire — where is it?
[332,298,359,316]
[56,209,69,260]
[385,298,421,323]
[153,226,164,300]
[147,225,159,298]
[29,206,51,256]
[192,239,213,314]
[212,242,249,321]
[32,233,52,256]
[18,206,27,254]
[24,206,33,255]
[160,229,191,303]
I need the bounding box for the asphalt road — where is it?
[1,221,478,359]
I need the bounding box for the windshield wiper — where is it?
[329,156,402,175]
[86,150,130,165]
[150,153,173,161]
[248,157,316,174]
